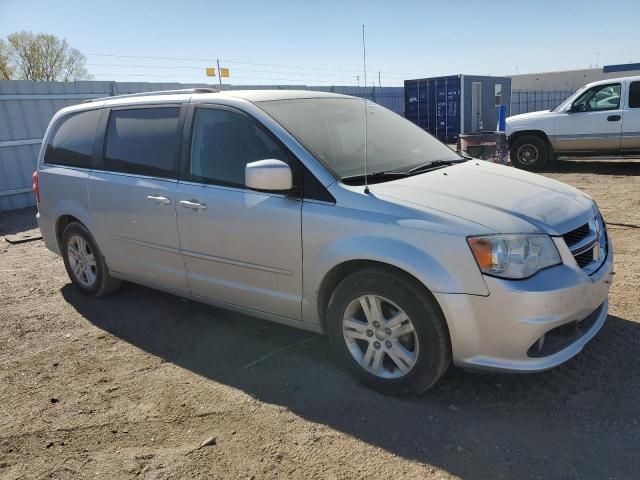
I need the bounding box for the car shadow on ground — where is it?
[62,282,640,479]
[547,159,640,175]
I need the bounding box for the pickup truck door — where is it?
[553,82,623,153]
[622,80,640,151]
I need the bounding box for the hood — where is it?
[370,161,596,235]
[507,110,552,121]
[505,109,560,134]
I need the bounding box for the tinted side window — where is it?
[629,81,640,108]
[104,107,181,178]
[189,108,288,187]
[45,109,100,168]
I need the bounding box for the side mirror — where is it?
[245,159,293,192]
[568,104,586,113]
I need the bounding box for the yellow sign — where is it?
[205,68,216,77]
[220,68,230,78]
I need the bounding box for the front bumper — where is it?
[434,236,614,372]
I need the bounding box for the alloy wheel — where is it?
[67,235,97,287]
[342,294,419,379]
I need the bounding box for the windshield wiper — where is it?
[341,170,409,184]
[407,158,467,174]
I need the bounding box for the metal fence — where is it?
[0,80,404,211]
[509,89,574,115]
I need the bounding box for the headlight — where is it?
[467,234,561,279]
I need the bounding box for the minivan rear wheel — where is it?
[61,222,121,297]
[326,268,451,395]
[510,135,549,171]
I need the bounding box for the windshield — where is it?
[257,97,461,179]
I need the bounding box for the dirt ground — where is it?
[1,159,639,480]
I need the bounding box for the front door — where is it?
[175,105,303,319]
[554,82,623,153]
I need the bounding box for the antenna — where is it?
[362,24,370,194]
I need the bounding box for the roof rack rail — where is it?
[82,87,219,103]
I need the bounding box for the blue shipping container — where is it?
[405,75,511,144]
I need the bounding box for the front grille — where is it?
[562,223,590,248]
[561,215,607,275]
[574,249,594,268]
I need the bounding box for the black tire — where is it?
[326,268,451,396]
[61,222,121,297]
[510,135,549,171]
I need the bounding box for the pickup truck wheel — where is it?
[61,222,121,297]
[326,268,451,396]
[510,135,549,171]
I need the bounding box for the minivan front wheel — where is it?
[327,268,451,395]
[510,135,549,171]
[61,222,121,297]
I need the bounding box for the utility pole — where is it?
[216,58,222,86]
[356,75,360,86]
[378,71,381,88]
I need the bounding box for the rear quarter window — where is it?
[44,109,101,168]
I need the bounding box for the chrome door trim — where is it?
[88,168,179,183]
[106,234,181,254]
[177,179,294,200]
[180,248,293,276]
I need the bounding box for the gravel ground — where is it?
[1,159,639,479]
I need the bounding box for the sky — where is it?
[1,0,639,86]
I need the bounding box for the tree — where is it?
[1,31,92,81]
[0,40,14,79]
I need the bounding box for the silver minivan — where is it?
[35,89,613,395]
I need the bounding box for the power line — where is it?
[88,70,378,83]
[86,62,409,85]
[89,72,360,84]
[86,52,363,73]
[87,63,400,79]
[85,52,429,79]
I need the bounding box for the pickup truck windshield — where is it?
[257,97,461,180]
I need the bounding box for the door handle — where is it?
[179,199,207,211]
[607,115,621,122]
[146,194,171,205]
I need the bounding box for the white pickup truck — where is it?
[506,75,640,170]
